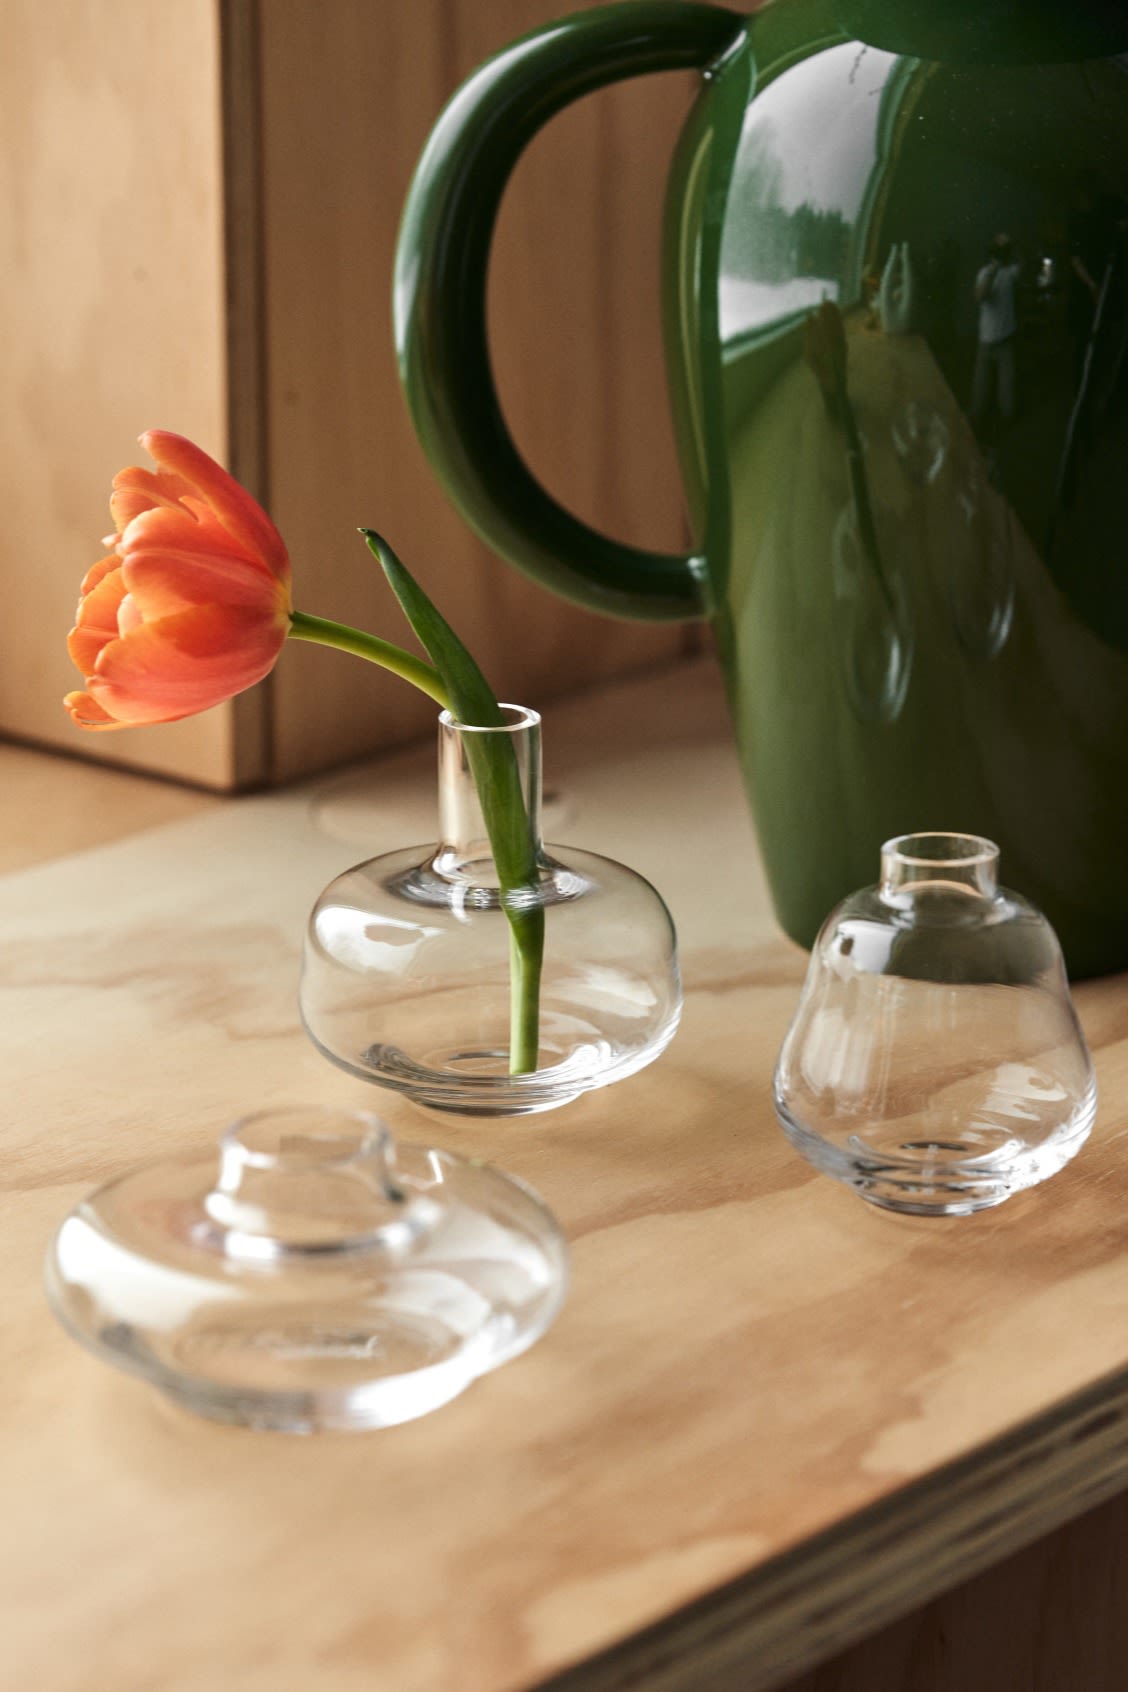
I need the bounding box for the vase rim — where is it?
[881,831,999,870]
[439,702,540,735]
[220,1104,392,1175]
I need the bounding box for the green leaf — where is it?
[361,529,502,728]
[361,528,543,1073]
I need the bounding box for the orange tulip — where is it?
[64,430,292,730]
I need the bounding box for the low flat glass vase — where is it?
[46,1106,568,1432]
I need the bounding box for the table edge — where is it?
[534,1361,1128,1692]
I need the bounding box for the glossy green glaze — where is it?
[395,0,1128,976]
[395,1,739,620]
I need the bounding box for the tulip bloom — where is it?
[64,437,541,1070]
[64,430,293,730]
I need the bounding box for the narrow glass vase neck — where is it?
[880,831,1000,903]
[433,705,543,881]
[202,1106,430,1258]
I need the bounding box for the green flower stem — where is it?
[509,924,542,1076]
[460,729,545,1076]
[287,610,451,708]
[287,589,542,1075]
[363,530,545,1077]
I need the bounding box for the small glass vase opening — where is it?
[773,832,1097,1215]
[300,706,682,1115]
[45,1106,568,1432]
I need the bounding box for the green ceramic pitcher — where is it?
[395,0,1128,977]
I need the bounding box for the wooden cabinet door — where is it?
[5,0,697,789]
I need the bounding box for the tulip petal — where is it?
[122,547,290,618]
[68,628,110,677]
[67,564,128,675]
[63,690,125,730]
[79,553,122,597]
[119,502,268,573]
[74,562,127,632]
[141,431,290,583]
[110,465,196,536]
[88,603,287,722]
[117,594,144,636]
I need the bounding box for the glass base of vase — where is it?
[46,1107,568,1432]
[117,1307,511,1433]
[774,1093,1095,1217]
[306,1019,679,1116]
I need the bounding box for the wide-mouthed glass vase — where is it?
[773,832,1097,1215]
[300,706,682,1115]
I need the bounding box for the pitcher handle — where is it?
[394,1,745,621]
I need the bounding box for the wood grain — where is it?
[0,0,234,785]
[0,744,218,876]
[6,660,1128,1691]
[218,0,274,789]
[4,1,697,789]
[538,1370,1128,1691]
[773,1488,1128,1692]
[256,0,698,783]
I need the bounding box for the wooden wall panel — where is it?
[259,0,698,782]
[485,1,695,557]
[2,1,698,789]
[0,0,235,786]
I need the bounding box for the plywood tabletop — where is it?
[0,740,219,874]
[4,659,1128,1692]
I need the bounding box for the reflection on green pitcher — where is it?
[395,0,1128,977]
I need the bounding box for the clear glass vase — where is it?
[773,833,1097,1215]
[46,1106,568,1432]
[300,706,681,1114]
